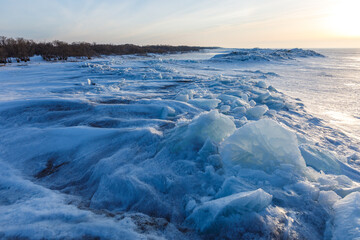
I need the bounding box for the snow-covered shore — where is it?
[0,48,359,239]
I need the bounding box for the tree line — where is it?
[0,36,207,64]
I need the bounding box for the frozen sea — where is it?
[0,48,360,239]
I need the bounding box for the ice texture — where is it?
[331,192,360,239]
[300,145,342,174]
[169,110,236,156]
[188,98,221,110]
[187,189,272,232]
[256,80,267,88]
[246,105,269,119]
[212,48,324,62]
[0,160,147,240]
[220,119,306,173]
[0,48,359,239]
[219,104,231,113]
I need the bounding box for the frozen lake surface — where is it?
[240,48,360,142]
[0,48,360,239]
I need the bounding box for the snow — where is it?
[0,48,360,239]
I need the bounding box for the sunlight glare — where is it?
[327,0,360,37]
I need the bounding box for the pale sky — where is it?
[1,0,360,48]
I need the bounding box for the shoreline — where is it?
[0,36,216,64]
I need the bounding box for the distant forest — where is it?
[0,36,207,64]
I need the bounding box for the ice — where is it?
[0,160,155,239]
[249,99,256,107]
[185,199,197,214]
[233,106,247,115]
[186,189,272,232]
[331,192,360,240]
[161,106,176,119]
[198,138,218,159]
[218,94,241,104]
[219,104,231,113]
[207,154,223,169]
[268,85,277,92]
[169,110,236,156]
[188,98,221,110]
[220,119,306,173]
[91,171,169,217]
[266,109,276,116]
[175,94,189,102]
[234,98,250,108]
[318,190,341,209]
[180,89,196,99]
[256,91,272,103]
[316,174,360,198]
[256,81,267,88]
[246,105,269,119]
[184,110,235,143]
[300,145,342,174]
[215,176,254,198]
[212,48,324,62]
[240,93,249,101]
[1,48,360,239]
[87,78,96,85]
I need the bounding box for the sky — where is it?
[1,0,360,48]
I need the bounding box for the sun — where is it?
[326,0,360,37]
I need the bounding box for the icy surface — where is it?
[220,119,306,173]
[331,192,360,239]
[0,48,360,239]
[186,189,272,232]
[212,48,324,62]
